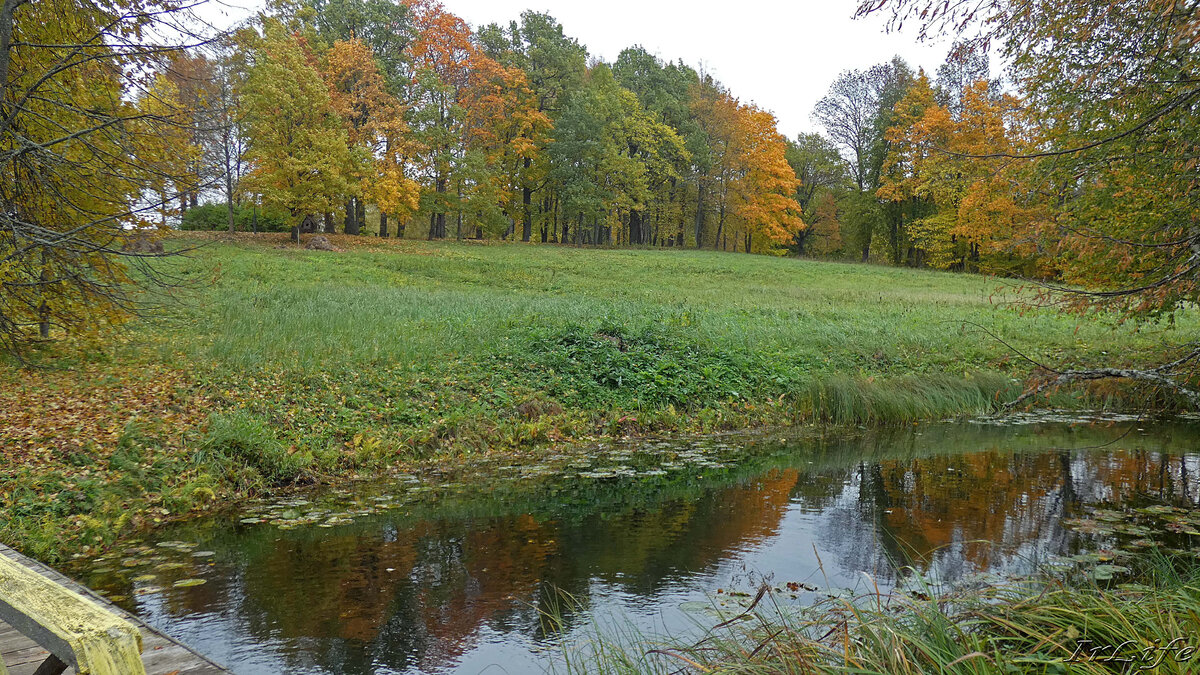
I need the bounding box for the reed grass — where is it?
[554,553,1200,674]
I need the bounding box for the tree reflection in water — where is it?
[82,420,1200,674]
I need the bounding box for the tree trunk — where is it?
[551,198,559,243]
[431,177,447,238]
[356,198,366,234]
[0,0,18,115]
[345,199,358,235]
[323,211,334,234]
[380,212,388,238]
[38,250,49,339]
[521,157,533,242]
[224,166,236,233]
[714,202,725,250]
[695,184,705,248]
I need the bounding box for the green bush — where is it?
[180,203,291,232]
[519,322,774,410]
[200,411,311,484]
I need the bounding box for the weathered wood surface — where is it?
[0,550,145,675]
[0,544,229,675]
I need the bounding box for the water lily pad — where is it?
[173,578,207,588]
[1091,509,1127,522]
[132,574,157,583]
[1090,564,1130,580]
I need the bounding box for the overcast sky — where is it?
[445,0,954,137]
[201,0,955,137]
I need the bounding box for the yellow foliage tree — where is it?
[323,38,421,234]
[241,20,352,238]
[880,73,1033,270]
[1,0,196,353]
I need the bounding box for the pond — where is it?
[70,416,1200,674]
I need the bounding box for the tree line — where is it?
[155,0,1077,278]
[162,0,802,252]
[4,0,1197,376]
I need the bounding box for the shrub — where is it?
[180,203,291,232]
[200,411,311,484]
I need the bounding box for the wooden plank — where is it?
[0,554,145,675]
[0,545,228,675]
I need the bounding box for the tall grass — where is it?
[554,554,1200,674]
[799,373,1020,424]
[162,235,1189,380]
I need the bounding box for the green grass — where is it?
[552,553,1200,674]
[2,232,1194,559]
[161,235,1189,441]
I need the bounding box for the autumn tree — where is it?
[323,38,419,235]
[786,133,848,255]
[882,74,1032,271]
[0,0,206,354]
[241,19,352,241]
[860,0,1200,402]
[460,53,549,239]
[478,11,586,242]
[725,105,804,253]
[137,74,200,228]
[162,51,216,216]
[689,81,741,250]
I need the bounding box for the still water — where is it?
[72,417,1200,674]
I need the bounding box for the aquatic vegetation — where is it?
[556,554,1200,675]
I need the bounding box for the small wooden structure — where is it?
[0,544,227,675]
[291,214,320,243]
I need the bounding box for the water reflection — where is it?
[75,420,1200,674]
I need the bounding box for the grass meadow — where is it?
[2,232,1194,559]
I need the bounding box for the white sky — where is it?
[199,0,955,137]
[446,0,953,137]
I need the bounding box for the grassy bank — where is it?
[1,233,1193,560]
[555,554,1200,674]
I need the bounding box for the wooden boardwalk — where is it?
[0,543,229,675]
